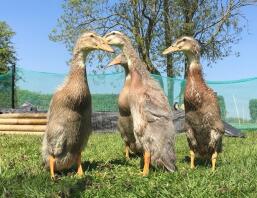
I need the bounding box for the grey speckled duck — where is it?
[108,54,143,159]
[42,32,114,179]
[163,36,224,171]
[104,31,176,176]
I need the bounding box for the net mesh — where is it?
[0,71,12,108]
[1,68,257,130]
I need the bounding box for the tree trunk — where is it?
[131,0,163,87]
[163,0,174,105]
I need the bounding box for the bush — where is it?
[92,94,118,112]
[218,95,226,119]
[0,73,13,108]
[16,89,119,112]
[17,89,52,110]
[249,99,257,121]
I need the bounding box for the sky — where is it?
[0,0,257,81]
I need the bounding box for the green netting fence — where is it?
[0,71,13,108]
[0,68,257,130]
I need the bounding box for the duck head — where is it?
[108,53,127,67]
[103,31,128,47]
[74,32,114,54]
[163,36,200,58]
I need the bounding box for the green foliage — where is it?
[0,21,17,73]
[249,99,257,121]
[16,89,118,112]
[49,0,254,76]
[0,72,12,108]
[17,89,52,111]
[218,95,226,119]
[92,94,118,112]
[0,132,256,197]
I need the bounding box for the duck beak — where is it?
[99,39,114,53]
[107,58,120,67]
[162,46,179,55]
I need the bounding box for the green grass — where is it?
[0,132,257,198]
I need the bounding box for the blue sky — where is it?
[0,0,257,80]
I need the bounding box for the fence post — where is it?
[11,64,16,109]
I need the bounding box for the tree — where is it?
[0,21,17,74]
[0,21,18,108]
[50,0,255,103]
[165,0,255,78]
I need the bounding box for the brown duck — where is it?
[108,54,143,159]
[104,31,176,176]
[42,32,114,179]
[163,36,224,170]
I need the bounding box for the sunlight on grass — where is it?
[0,132,256,197]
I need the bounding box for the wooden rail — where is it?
[0,113,47,135]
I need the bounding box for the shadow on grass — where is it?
[54,176,95,197]
[54,157,131,176]
[0,172,96,197]
[183,155,213,167]
[0,156,140,197]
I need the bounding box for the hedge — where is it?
[249,99,257,121]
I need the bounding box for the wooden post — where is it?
[11,64,16,109]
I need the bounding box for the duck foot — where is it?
[211,151,218,171]
[76,152,84,176]
[125,145,130,160]
[141,151,150,176]
[49,155,55,180]
[189,150,195,169]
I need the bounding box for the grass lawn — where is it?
[0,132,257,198]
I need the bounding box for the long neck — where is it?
[68,51,88,86]
[186,52,204,83]
[122,40,148,78]
[122,41,140,67]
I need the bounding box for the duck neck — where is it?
[69,51,88,84]
[70,52,87,76]
[186,53,204,83]
[122,40,148,79]
[122,40,141,69]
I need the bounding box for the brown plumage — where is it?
[42,32,114,178]
[108,54,143,159]
[163,36,224,170]
[104,31,176,176]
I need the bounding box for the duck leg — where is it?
[125,145,130,160]
[142,151,151,176]
[49,155,55,179]
[189,150,195,169]
[76,152,84,176]
[211,151,218,171]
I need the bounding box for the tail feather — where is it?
[42,135,76,171]
[160,153,176,172]
[151,147,176,172]
[42,151,75,171]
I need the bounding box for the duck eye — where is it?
[90,34,94,38]
[112,32,116,35]
[182,38,186,42]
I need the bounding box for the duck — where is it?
[163,36,224,170]
[108,54,143,159]
[42,32,114,179]
[104,31,176,176]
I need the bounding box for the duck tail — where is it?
[151,145,176,172]
[41,135,75,171]
[159,150,177,172]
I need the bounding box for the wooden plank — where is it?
[0,125,46,131]
[0,118,47,125]
[0,113,47,119]
[0,131,44,135]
